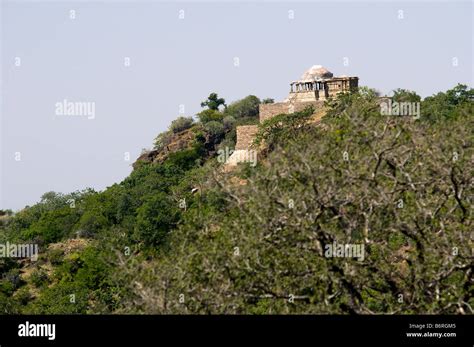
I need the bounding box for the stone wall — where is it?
[291,100,325,114]
[259,100,324,123]
[259,102,290,123]
[235,125,259,150]
[229,98,327,167]
[289,91,317,103]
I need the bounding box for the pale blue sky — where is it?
[1,0,473,210]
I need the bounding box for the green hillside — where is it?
[0,85,472,314]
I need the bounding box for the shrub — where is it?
[30,269,50,288]
[0,292,19,313]
[0,269,23,295]
[392,88,421,102]
[421,84,473,122]
[197,109,223,123]
[154,131,173,151]
[169,116,194,134]
[74,210,110,238]
[166,145,205,171]
[14,287,32,306]
[134,193,180,247]
[47,248,65,265]
[217,130,237,151]
[224,95,260,119]
[222,116,236,131]
[21,207,81,244]
[29,281,89,314]
[204,121,225,139]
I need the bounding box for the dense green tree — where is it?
[392,88,421,102]
[22,207,81,244]
[197,109,223,123]
[200,93,226,111]
[224,95,260,119]
[222,116,236,131]
[204,121,225,139]
[134,193,180,247]
[421,84,473,122]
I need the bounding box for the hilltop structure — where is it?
[226,65,358,166]
[260,65,358,122]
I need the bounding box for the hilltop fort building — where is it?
[226,65,358,166]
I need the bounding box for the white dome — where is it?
[300,65,333,81]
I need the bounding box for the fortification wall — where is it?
[259,102,290,123]
[291,100,325,114]
[235,125,259,150]
[259,100,324,123]
[290,91,318,103]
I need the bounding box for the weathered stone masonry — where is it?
[226,65,359,166]
[235,125,259,150]
[259,100,325,123]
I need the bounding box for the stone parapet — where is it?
[235,125,259,150]
[259,100,324,123]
